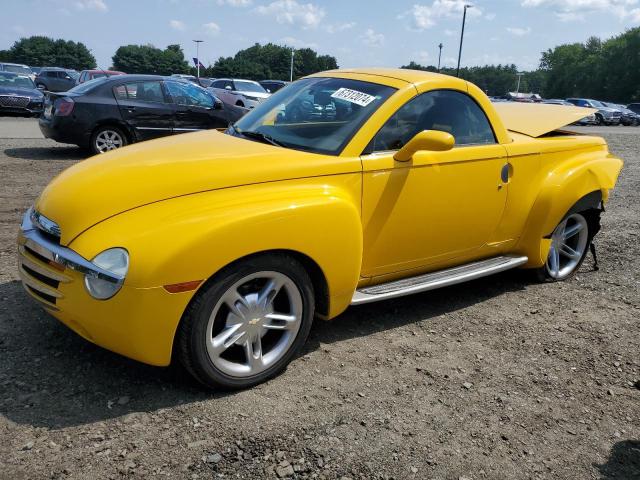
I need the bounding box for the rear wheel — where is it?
[536,212,590,282]
[91,126,128,154]
[177,254,315,390]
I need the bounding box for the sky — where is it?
[3,0,640,71]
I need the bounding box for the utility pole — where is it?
[193,39,204,78]
[456,4,473,77]
[437,43,443,72]
[290,49,295,82]
[516,72,524,93]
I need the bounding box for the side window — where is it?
[46,71,57,78]
[114,81,165,103]
[165,81,214,108]
[212,80,225,89]
[366,90,496,153]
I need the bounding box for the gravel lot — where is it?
[0,117,638,480]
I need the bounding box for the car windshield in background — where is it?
[590,100,605,108]
[3,65,32,75]
[233,77,396,156]
[0,73,35,89]
[67,71,80,79]
[67,76,109,94]
[234,81,267,93]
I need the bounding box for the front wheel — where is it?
[176,254,315,390]
[537,212,590,282]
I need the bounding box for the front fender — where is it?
[70,174,363,319]
[517,152,623,267]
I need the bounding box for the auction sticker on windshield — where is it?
[331,88,376,107]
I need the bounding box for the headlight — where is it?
[84,248,129,300]
[244,95,261,102]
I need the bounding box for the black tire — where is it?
[176,253,315,390]
[595,114,605,126]
[534,211,592,283]
[90,125,128,155]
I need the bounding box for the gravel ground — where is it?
[0,118,638,480]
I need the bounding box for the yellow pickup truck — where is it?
[18,68,623,389]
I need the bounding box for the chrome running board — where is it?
[351,255,528,305]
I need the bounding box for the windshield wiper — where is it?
[239,130,285,148]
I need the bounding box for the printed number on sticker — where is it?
[330,88,376,107]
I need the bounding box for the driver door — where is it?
[360,89,509,278]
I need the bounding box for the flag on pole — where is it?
[193,58,205,68]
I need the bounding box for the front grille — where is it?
[18,244,71,309]
[0,95,30,108]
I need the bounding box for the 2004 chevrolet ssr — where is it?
[17,69,623,389]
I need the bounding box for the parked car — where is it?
[602,102,639,126]
[171,74,215,88]
[0,62,35,80]
[626,102,640,115]
[19,69,623,389]
[566,98,621,125]
[39,75,240,154]
[259,80,288,93]
[209,78,270,109]
[542,99,598,125]
[77,69,125,85]
[0,72,44,116]
[35,67,80,92]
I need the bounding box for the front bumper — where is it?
[17,209,193,366]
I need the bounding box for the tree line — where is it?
[2,28,640,101]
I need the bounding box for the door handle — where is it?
[500,163,513,184]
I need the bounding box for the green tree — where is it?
[3,36,95,69]
[209,43,338,81]
[112,44,189,75]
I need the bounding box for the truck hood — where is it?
[35,130,359,245]
[493,102,597,138]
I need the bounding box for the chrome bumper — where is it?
[17,209,124,308]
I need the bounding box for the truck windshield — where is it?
[232,77,396,156]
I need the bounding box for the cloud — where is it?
[216,0,252,5]
[506,26,532,35]
[444,28,457,36]
[255,0,325,29]
[361,28,385,47]
[400,1,483,30]
[325,22,356,34]
[74,0,107,12]
[169,19,185,31]
[279,36,318,48]
[203,22,221,35]
[522,0,640,22]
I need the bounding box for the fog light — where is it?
[84,248,129,300]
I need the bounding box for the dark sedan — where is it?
[39,75,242,154]
[0,72,44,116]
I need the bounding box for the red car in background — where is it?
[76,69,125,85]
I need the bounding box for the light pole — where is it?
[193,39,204,78]
[456,4,473,77]
[437,43,443,72]
[290,49,294,82]
[516,72,524,93]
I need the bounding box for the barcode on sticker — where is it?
[330,88,376,107]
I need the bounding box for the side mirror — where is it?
[393,130,454,162]
[225,85,232,90]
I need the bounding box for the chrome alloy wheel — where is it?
[205,271,303,378]
[546,213,589,280]
[95,129,124,153]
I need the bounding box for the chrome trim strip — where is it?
[18,265,63,298]
[351,255,528,305]
[20,209,123,284]
[173,128,204,131]
[136,127,173,131]
[18,246,72,282]
[30,209,61,237]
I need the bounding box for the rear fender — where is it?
[516,153,622,267]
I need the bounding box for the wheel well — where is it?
[235,100,244,107]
